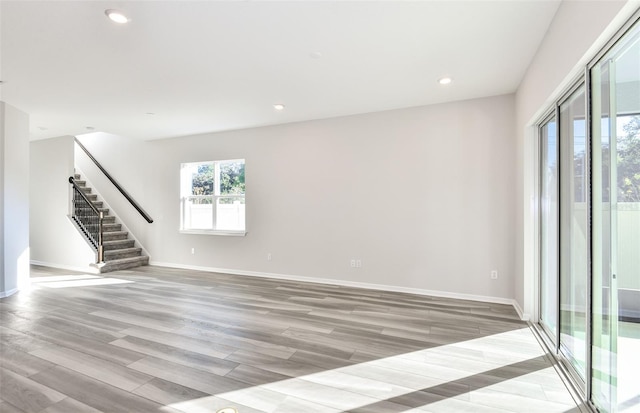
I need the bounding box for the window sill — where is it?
[180,229,247,237]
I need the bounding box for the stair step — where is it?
[74,173,81,179]
[104,247,142,260]
[102,223,122,232]
[98,208,110,214]
[102,231,129,241]
[99,256,149,273]
[103,239,135,250]
[102,216,116,224]
[81,187,92,194]
[94,201,104,209]
[74,180,86,187]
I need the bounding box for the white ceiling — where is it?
[0,1,561,141]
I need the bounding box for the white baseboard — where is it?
[30,260,100,275]
[150,261,519,311]
[512,300,530,321]
[0,287,19,298]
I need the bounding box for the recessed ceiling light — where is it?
[310,51,323,59]
[438,77,453,85]
[105,9,129,24]
[273,104,285,111]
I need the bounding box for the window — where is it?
[180,159,245,234]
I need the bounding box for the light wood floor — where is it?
[1,265,582,413]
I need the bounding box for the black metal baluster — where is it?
[69,177,104,264]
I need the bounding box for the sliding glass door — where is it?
[540,116,559,342]
[538,14,639,413]
[591,54,617,413]
[590,20,639,413]
[559,84,588,382]
[539,84,589,384]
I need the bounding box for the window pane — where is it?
[191,164,215,196]
[540,117,558,341]
[219,161,245,195]
[216,197,245,231]
[559,84,588,380]
[184,196,213,229]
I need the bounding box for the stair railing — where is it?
[75,138,153,223]
[69,176,105,264]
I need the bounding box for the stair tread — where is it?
[104,256,148,264]
[104,247,141,255]
[99,256,149,273]
[103,239,134,245]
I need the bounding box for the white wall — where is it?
[514,0,637,317]
[29,136,96,271]
[1,102,30,297]
[0,105,4,294]
[78,94,517,302]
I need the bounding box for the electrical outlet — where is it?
[356,259,362,268]
[491,270,498,279]
[350,259,356,268]
[267,253,272,261]
[191,248,195,255]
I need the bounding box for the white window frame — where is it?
[180,159,246,236]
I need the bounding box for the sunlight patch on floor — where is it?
[31,274,133,288]
[31,274,102,282]
[165,328,577,413]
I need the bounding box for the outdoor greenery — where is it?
[597,115,640,202]
[191,161,245,203]
[618,115,640,202]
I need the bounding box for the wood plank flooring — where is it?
[0,265,581,412]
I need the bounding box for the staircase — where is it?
[73,173,149,273]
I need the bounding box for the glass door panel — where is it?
[591,58,617,413]
[540,117,559,342]
[612,28,640,413]
[591,19,640,413]
[559,84,588,381]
